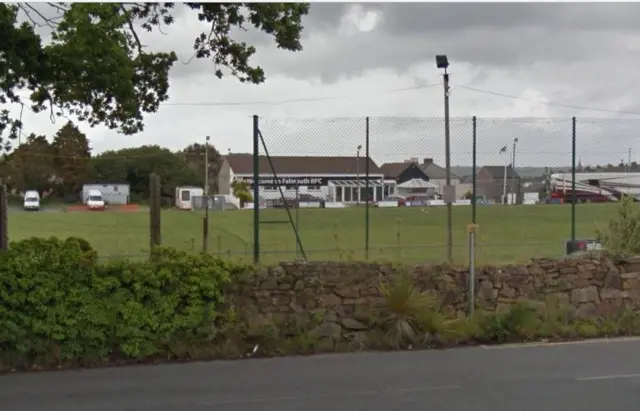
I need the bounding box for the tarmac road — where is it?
[2,338,640,411]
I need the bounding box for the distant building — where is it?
[379,158,470,199]
[82,183,130,205]
[217,154,385,203]
[476,166,521,203]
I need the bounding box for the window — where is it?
[308,185,320,190]
[285,185,296,190]
[375,186,383,200]
[113,185,119,192]
[263,186,276,191]
[181,190,190,201]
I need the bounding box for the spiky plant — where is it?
[378,274,434,347]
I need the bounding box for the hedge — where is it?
[0,237,246,370]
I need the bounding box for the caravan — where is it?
[175,186,204,210]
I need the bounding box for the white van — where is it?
[23,190,40,211]
[85,189,105,210]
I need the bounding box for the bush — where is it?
[596,194,640,258]
[375,273,640,350]
[0,238,244,371]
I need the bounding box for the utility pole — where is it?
[203,136,210,253]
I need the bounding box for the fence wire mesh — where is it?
[11,116,633,264]
[237,116,640,265]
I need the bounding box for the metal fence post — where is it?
[365,116,370,260]
[253,114,260,264]
[472,116,477,224]
[571,117,576,244]
[468,116,477,316]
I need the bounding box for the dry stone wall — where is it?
[229,257,640,341]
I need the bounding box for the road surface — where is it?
[2,338,640,411]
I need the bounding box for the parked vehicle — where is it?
[23,190,40,211]
[85,189,105,210]
[374,195,406,207]
[272,194,325,208]
[175,186,204,210]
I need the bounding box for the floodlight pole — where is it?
[443,69,453,263]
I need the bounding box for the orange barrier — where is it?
[66,204,140,212]
[109,204,140,212]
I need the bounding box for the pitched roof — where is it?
[226,154,382,175]
[480,165,520,180]
[418,163,460,180]
[379,162,411,178]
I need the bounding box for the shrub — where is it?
[0,238,246,370]
[596,194,640,258]
[379,274,432,346]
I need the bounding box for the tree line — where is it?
[0,121,222,203]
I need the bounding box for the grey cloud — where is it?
[366,3,640,33]
[251,28,631,84]
[245,3,640,85]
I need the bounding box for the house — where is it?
[217,154,385,204]
[379,158,470,199]
[476,166,521,203]
[419,158,470,199]
[380,161,437,198]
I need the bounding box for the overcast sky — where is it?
[11,3,640,168]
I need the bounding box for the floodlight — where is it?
[435,55,449,69]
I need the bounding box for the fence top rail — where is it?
[256,116,640,122]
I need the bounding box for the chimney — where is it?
[423,158,433,165]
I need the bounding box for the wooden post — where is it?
[149,173,161,255]
[0,185,7,251]
[202,216,208,254]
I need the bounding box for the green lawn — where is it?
[9,204,614,265]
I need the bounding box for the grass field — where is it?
[8,203,616,265]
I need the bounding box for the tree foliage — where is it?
[52,121,91,196]
[90,145,200,201]
[596,194,640,259]
[0,2,309,145]
[231,179,252,207]
[180,142,222,194]
[3,133,56,194]
[2,120,225,204]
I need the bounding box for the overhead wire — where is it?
[158,83,442,107]
[455,85,640,116]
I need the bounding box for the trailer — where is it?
[175,186,204,210]
[549,172,640,203]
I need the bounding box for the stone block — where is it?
[570,286,599,304]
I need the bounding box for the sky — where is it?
[10,2,640,168]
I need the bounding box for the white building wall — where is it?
[427,178,468,199]
[225,173,385,204]
[82,184,130,205]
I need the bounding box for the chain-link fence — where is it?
[212,115,640,265]
[7,116,635,265]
